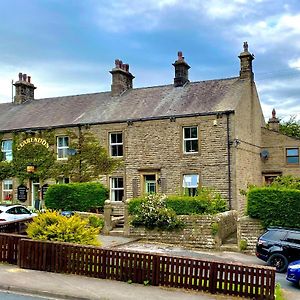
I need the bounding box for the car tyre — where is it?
[268,253,288,273]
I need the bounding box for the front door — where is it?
[144,174,157,194]
[31,180,40,208]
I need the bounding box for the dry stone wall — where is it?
[237,216,264,254]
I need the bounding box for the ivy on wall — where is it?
[0,128,120,184]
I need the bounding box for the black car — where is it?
[256,227,300,272]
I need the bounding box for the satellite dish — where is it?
[260,149,269,160]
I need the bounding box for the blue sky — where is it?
[1,0,300,121]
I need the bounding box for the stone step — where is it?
[109,229,124,236]
[220,243,239,252]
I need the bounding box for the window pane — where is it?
[185,140,192,152]
[287,156,299,164]
[115,190,124,201]
[191,140,198,152]
[2,140,12,151]
[287,148,298,156]
[116,133,122,143]
[184,127,191,139]
[111,134,117,144]
[191,127,198,138]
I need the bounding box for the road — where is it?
[0,290,59,300]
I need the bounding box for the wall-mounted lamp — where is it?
[157,178,161,185]
[26,163,36,173]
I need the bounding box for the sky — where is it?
[1,0,300,121]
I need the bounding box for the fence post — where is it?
[209,261,218,294]
[152,254,160,286]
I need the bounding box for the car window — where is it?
[18,207,30,214]
[285,232,300,245]
[263,230,286,241]
[6,207,17,214]
[15,207,30,214]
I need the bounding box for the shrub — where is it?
[44,182,108,212]
[269,175,300,190]
[128,188,227,216]
[239,239,248,251]
[26,210,100,246]
[88,215,104,229]
[130,194,183,230]
[247,187,300,228]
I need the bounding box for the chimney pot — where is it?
[28,76,31,83]
[22,74,27,82]
[124,64,129,72]
[18,72,23,81]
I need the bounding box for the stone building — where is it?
[0,43,298,213]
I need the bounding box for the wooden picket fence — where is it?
[0,234,275,299]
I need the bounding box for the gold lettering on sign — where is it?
[17,138,50,151]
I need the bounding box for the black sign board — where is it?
[17,185,27,202]
[41,184,49,200]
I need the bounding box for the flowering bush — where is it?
[131,194,183,230]
[26,210,101,246]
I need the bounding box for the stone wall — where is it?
[261,128,300,178]
[126,211,237,250]
[215,210,238,243]
[237,216,264,254]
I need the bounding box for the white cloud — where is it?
[288,58,300,69]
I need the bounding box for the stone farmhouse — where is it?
[0,42,299,213]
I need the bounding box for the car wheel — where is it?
[267,253,288,273]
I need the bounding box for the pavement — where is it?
[0,235,298,300]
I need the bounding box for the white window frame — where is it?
[182,174,199,196]
[109,132,123,157]
[110,177,124,201]
[1,140,13,162]
[2,179,13,201]
[183,126,198,154]
[57,136,69,160]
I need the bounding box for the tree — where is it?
[54,129,120,182]
[279,116,300,139]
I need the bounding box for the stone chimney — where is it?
[238,42,254,80]
[110,59,134,96]
[13,73,36,104]
[173,51,190,87]
[268,108,280,132]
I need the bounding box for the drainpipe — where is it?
[226,112,232,210]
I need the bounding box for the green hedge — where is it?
[247,187,300,228]
[128,193,227,216]
[44,182,109,212]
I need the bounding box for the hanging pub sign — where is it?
[41,184,49,200]
[17,185,28,202]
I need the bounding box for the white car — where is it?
[0,205,37,222]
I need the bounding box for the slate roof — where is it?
[0,77,246,132]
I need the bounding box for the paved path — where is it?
[0,264,233,300]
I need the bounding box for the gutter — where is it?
[0,110,235,133]
[226,112,232,210]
